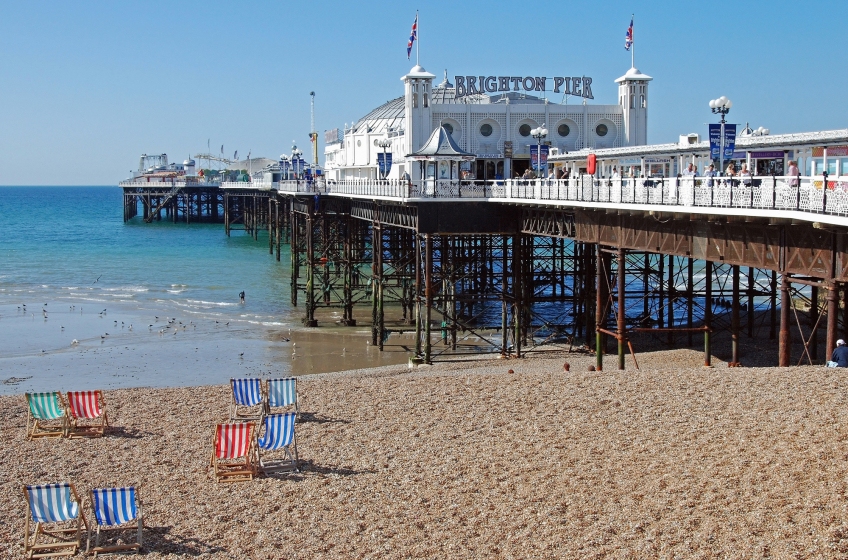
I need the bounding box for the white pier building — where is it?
[324,64,652,182]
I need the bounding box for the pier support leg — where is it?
[732,264,740,365]
[827,281,838,362]
[810,285,819,360]
[770,270,777,339]
[779,275,791,367]
[501,236,509,357]
[667,255,674,345]
[424,234,433,364]
[687,258,694,347]
[595,244,608,371]
[304,208,317,327]
[704,260,713,367]
[747,267,755,337]
[617,248,625,370]
[415,233,422,357]
[275,200,281,261]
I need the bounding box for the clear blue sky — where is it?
[0,0,844,185]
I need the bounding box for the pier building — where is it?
[323,64,650,183]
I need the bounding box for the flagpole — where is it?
[416,10,419,66]
[631,14,635,68]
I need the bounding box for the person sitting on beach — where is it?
[831,339,848,367]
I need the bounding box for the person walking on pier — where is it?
[705,163,717,187]
[788,160,800,187]
[830,339,848,367]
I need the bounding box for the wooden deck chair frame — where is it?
[87,486,143,557]
[25,392,68,439]
[66,390,109,438]
[210,423,258,483]
[257,412,299,474]
[265,377,299,420]
[23,482,88,559]
[229,378,265,422]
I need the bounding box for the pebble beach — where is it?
[3,345,848,558]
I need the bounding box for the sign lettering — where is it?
[454,75,594,99]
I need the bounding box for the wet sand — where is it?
[0,301,410,395]
[3,346,848,557]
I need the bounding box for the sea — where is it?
[0,186,406,395]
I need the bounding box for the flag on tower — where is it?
[407,13,418,59]
[625,16,633,51]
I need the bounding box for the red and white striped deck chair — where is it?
[66,391,108,438]
[210,423,257,483]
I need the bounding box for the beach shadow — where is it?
[297,412,349,424]
[143,526,226,556]
[105,426,147,439]
[296,459,376,477]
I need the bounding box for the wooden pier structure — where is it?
[122,173,848,369]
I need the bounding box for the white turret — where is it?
[401,64,435,180]
[616,67,652,146]
[183,158,196,177]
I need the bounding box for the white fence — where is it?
[315,175,848,218]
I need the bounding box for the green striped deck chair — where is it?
[26,392,68,439]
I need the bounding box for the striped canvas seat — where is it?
[230,378,264,421]
[211,422,257,482]
[25,392,68,439]
[88,487,142,556]
[66,391,108,438]
[266,377,299,418]
[23,483,88,558]
[257,412,299,473]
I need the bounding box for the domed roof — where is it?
[615,66,653,83]
[350,96,405,134]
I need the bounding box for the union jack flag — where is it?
[407,14,418,59]
[625,16,633,51]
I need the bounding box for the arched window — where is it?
[640,95,646,108]
[423,93,429,108]
[412,93,418,108]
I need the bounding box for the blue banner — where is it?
[709,124,722,160]
[377,153,393,177]
[530,145,550,174]
[722,124,736,160]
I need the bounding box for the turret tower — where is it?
[401,64,435,179]
[616,67,652,146]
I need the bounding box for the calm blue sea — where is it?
[0,186,298,327]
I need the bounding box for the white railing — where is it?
[221,181,276,190]
[119,179,220,188]
[206,174,848,220]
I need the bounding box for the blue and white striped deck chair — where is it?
[88,487,142,556]
[257,412,299,474]
[25,392,68,439]
[229,378,264,421]
[266,377,299,419]
[23,482,88,558]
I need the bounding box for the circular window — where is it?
[443,123,454,135]
[596,124,608,137]
[357,140,362,147]
[557,124,570,137]
[480,123,493,137]
[519,124,532,137]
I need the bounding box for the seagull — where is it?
[71,339,79,345]
[239,352,244,358]
[61,326,64,330]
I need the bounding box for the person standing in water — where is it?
[239,291,245,304]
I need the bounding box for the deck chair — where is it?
[210,422,257,483]
[88,487,142,556]
[229,378,264,421]
[23,483,88,559]
[66,390,108,438]
[266,377,299,419]
[257,412,299,474]
[25,392,68,439]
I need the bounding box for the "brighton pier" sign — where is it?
[454,76,594,99]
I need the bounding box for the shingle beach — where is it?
[3,348,848,558]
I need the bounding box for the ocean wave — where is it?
[101,286,149,293]
[185,300,239,308]
[167,289,185,294]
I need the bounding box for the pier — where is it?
[120,170,839,369]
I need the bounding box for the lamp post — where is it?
[279,155,289,181]
[376,139,392,180]
[530,124,548,178]
[291,144,302,180]
[709,96,732,175]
